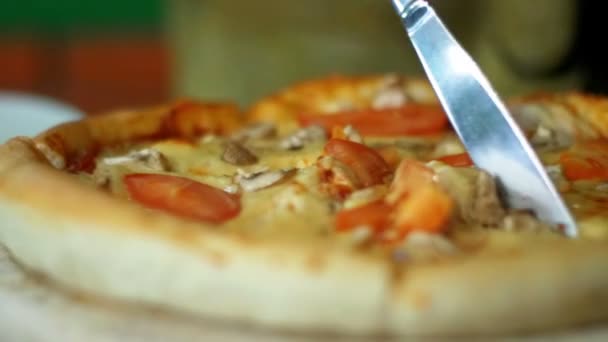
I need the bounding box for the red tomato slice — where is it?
[387,159,435,204]
[392,184,454,234]
[124,174,241,224]
[324,139,392,187]
[298,104,448,136]
[561,153,608,181]
[437,153,473,167]
[560,142,608,181]
[335,201,392,232]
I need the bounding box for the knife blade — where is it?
[391,0,577,236]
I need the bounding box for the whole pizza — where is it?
[1,74,608,338]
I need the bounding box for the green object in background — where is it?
[0,0,164,34]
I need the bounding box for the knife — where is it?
[390,0,577,236]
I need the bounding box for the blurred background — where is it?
[0,0,607,114]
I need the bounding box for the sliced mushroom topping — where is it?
[279,125,327,150]
[510,104,573,151]
[103,148,171,171]
[35,142,66,169]
[92,148,170,188]
[222,141,258,165]
[235,169,292,192]
[342,125,363,144]
[231,122,277,141]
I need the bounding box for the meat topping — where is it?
[472,171,506,226]
[430,162,506,227]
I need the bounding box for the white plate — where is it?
[0,92,83,143]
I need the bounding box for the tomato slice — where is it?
[437,153,473,167]
[335,201,392,232]
[298,104,448,136]
[124,174,241,224]
[392,184,454,235]
[324,139,392,187]
[561,154,608,181]
[560,142,608,181]
[387,159,435,204]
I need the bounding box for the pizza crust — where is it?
[1,100,608,337]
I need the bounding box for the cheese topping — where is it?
[79,121,608,252]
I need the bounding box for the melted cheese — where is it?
[89,130,608,248]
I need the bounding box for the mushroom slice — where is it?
[236,169,293,192]
[222,141,259,165]
[102,148,171,171]
[279,125,327,150]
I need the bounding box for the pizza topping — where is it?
[386,159,434,205]
[391,183,454,236]
[323,139,392,188]
[502,211,552,233]
[510,104,574,151]
[430,162,506,227]
[546,164,571,192]
[298,104,448,137]
[335,200,392,233]
[331,125,364,144]
[436,153,474,167]
[471,171,506,226]
[372,77,408,109]
[93,148,171,187]
[35,141,66,169]
[336,160,454,244]
[222,141,259,165]
[279,125,327,150]
[560,142,608,181]
[231,122,277,141]
[317,156,361,198]
[431,134,466,158]
[235,169,293,192]
[124,173,241,224]
[102,149,171,171]
[343,185,388,210]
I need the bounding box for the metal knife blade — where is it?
[391,0,577,236]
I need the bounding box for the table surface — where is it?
[1,244,606,342]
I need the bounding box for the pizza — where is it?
[1,74,608,338]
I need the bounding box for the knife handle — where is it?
[391,0,432,32]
